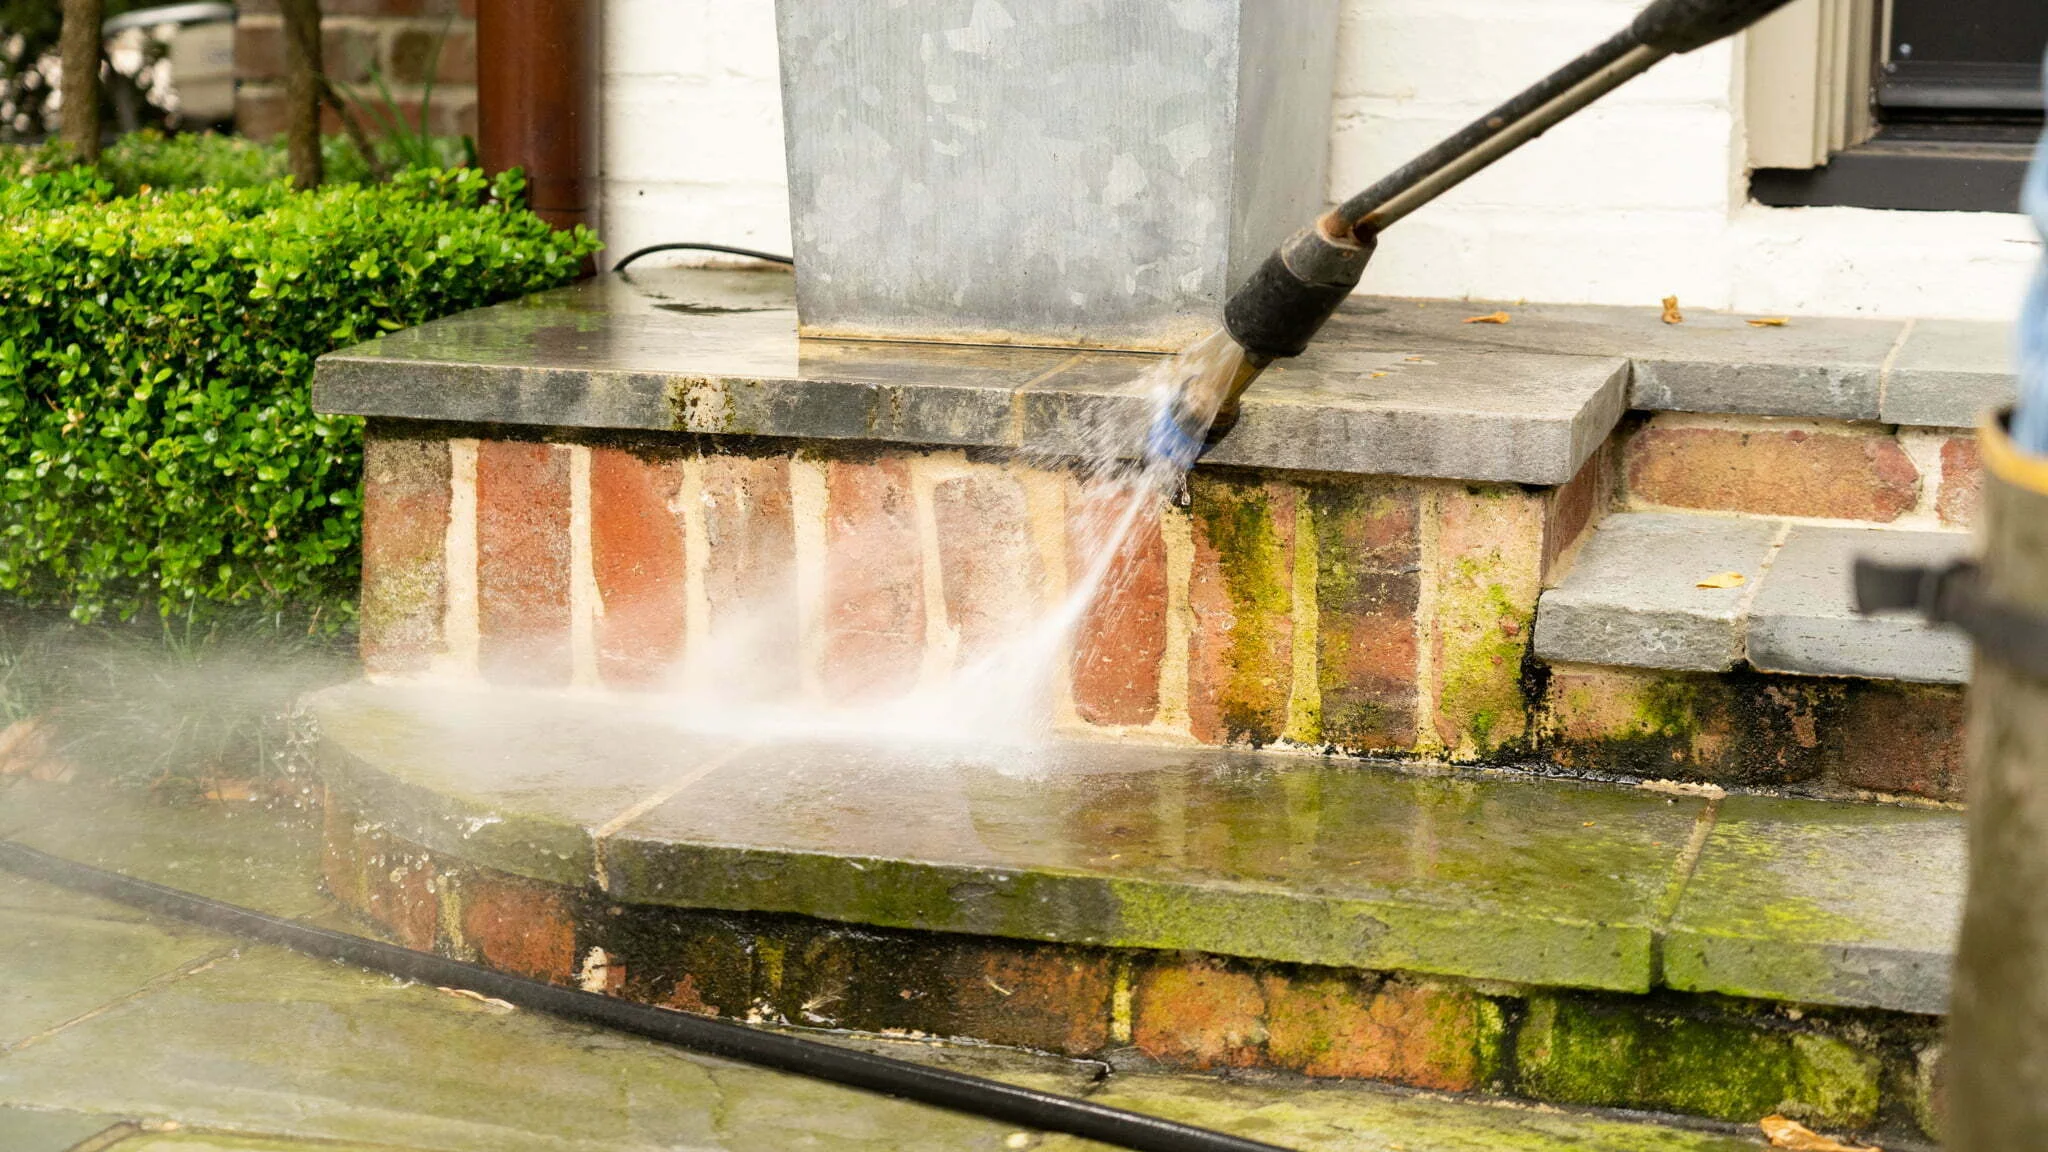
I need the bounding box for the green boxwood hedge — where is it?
[0,165,599,627]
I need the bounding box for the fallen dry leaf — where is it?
[1760,1114,1877,1152]
[1661,295,1684,324]
[1463,311,1511,325]
[1640,778,1727,798]
[438,987,517,1013]
[1748,317,1790,328]
[1370,371,1390,378]
[1696,571,1746,589]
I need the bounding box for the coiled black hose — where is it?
[0,840,1295,1152]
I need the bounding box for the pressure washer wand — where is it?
[1150,0,1800,466]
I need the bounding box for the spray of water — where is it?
[644,328,1256,752]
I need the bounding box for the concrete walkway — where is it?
[0,783,1766,1152]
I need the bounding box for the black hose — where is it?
[613,242,794,273]
[0,841,1295,1152]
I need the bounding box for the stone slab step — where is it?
[0,843,1780,1152]
[310,681,1962,1016]
[1327,298,2012,427]
[1535,512,1973,683]
[312,269,1627,486]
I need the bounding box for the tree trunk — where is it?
[58,0,105,163]
[279,0,325,189]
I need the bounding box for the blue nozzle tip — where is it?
[1144,408,1208,472]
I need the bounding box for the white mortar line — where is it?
[1896,426,1950,528]
[1156,501,1196,737]
[592,744,755,891]
[675,454,711,689]
[1021,469,1081,731]
[911,452,963,692]
[568,445,599,690]
[789,455,831,702]
[1411,486,1443,756]
[434,438,481,681]
[1286,494,1321,744]
[1876,317,1916,416]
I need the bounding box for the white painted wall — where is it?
[599,0,2039,321]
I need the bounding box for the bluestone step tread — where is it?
[1534,513,1780,671]
[1666,795,1962,1016]
[1885,317,2016,427]
[1748,525,1973,683]
[1325,297,2011,425]
[0,883,1771,1152]
[308,681,1966,1013]
[312,269,1628,486]
[1535,511,1974,683]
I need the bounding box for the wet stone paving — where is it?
[0,778,1775,1152]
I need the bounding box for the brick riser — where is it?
[1622,413,1981,530]
[1540,665,1965,800]
[362,423,1605,763]
[359,423,1967,802]
[322,803,1943,1143]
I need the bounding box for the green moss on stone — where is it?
[1516,996,1881,1128]
[1437,568,1530,754]
[1192,478,1295,744]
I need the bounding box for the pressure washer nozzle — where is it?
[1136,328,1268,472]
[1144,406,1212,473]
[1137,221,1374,470]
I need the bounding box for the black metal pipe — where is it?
[1200,0,1803,439]
[0,841,1295,1152]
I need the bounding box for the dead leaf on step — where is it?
[1748,317,1790,328]
[1370,371,1390,378]
[438,987,517,1013]
[1661,295,1684,324]
[1760,1115,1877,1152]
[1463,311,1511,324]
[1696,571,1746,589]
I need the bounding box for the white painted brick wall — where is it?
[599,0,2039,320]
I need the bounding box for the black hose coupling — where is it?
[1223,222,1376,361]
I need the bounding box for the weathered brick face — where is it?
[701,454,801,692]
[589,447,687,688]
[475,440,572,686]
[1431,484,1547,757]
[1626,421,1921,522]
[360,435,449,675]
[933,469,1040,665]
[1938,436,1983,528]
[1068,488,1168,726]
[1188,476,1299,746]
[1310,482,1420,751]
[459,870,579,985]
[1539,663,1966,801]
[822,459,926,702]
[365,432,1576,764]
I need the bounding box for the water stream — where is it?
[649,329,1250,751]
